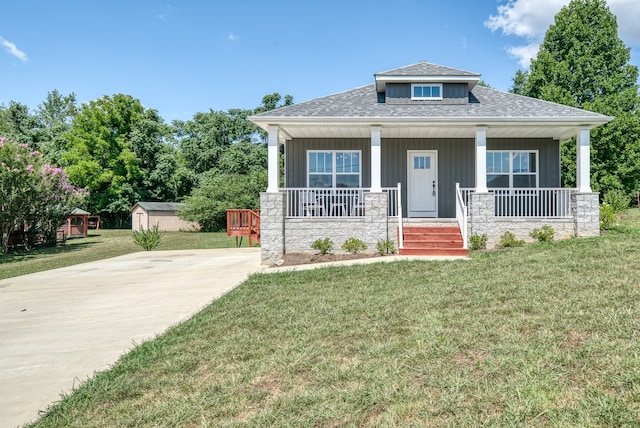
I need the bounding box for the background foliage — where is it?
[0,92,290,238]
[509,0,640,196]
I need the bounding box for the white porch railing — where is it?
[455,184,468,249]
[284,187,400,218]
[460,188,575,218]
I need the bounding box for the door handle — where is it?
[432,180,436,196]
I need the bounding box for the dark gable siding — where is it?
[386,83,468,103]
[285,137,560,218]
[487,138,560,188]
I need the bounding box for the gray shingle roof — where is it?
[375,61,480,77]
[252,84,609,121]
[133,202,184,212]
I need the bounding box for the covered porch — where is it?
[259,122,601,263]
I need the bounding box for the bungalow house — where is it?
[249,62,612,264]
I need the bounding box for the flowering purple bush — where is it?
[0,137,87,253]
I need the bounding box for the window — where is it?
[411,83,443,100]
[487,151,538,188]
[308,151,361,188]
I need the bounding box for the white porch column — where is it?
[576,128,592,193]
[370,126,382,192]
[266,126,280,193]
[475,127,488,193]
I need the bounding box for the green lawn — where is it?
[0,229,250,280]
[27,210,640,426]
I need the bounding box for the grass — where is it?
[27,210,640,426]
[0,229,251,280]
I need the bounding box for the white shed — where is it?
[130,202,199,231]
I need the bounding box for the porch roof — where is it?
[250,84,613,141]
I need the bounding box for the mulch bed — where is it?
[274,252,384,267]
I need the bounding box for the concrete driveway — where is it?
[0,248,261,427]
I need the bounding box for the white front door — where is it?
[407,150,438,217]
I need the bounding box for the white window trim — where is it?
[411,83,443,100]
[487,150,539,188]
[307,150,362,188]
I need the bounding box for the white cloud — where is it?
[228,33,237,42]
[460,36,468,50]
[0,36,28,61]
[486,0,640,68]
[507,43,541,68]
[156,3,178,20]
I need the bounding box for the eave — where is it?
[249,115,614,142]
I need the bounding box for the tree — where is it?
[0,101,36,144]
[178,170,266,231]
[477,80,493,89]
[0,137,85,253]
[509,70,529,95]
[33,90,78,163]
[173,108,256,175]
[64,94,175,227]
[511,0,640,193]
[176,92,293,230]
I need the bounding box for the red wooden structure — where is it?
[226,209,260,247]
[62,208,90,238]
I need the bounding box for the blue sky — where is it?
[1,0,639,123]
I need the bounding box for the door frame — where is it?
[407,150,438,217]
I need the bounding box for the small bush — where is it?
[311,238,333,255]
[132,224,165,251]
[600,203,617,230]
[498,231,525,248]
[469,234,487,251]
[530,225,555,243]
[376,239,396,255]
[342,237,368,254]
[603,190,630,214]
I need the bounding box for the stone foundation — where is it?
[572,192,600,237]
[259,192,285,265]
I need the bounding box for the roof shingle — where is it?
[253,84,608,120]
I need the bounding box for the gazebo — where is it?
[62,208,90,238]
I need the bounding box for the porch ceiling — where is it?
[276,121,587,142]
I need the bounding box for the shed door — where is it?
[407,150,438,217]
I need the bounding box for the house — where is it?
[130,202,199,232]
[249,61,613,264]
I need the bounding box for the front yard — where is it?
[28,211,640,426]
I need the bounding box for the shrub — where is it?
[342,237,368,254]
[311,238,333,255]
[498,231,525,248]
[376,239,396,255]
[600,203,617,230]
[132,224,165,251]
[603,190,630,214]
[469,234,487,251]
[530,225,555,243]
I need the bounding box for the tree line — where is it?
[0,91,292,234]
